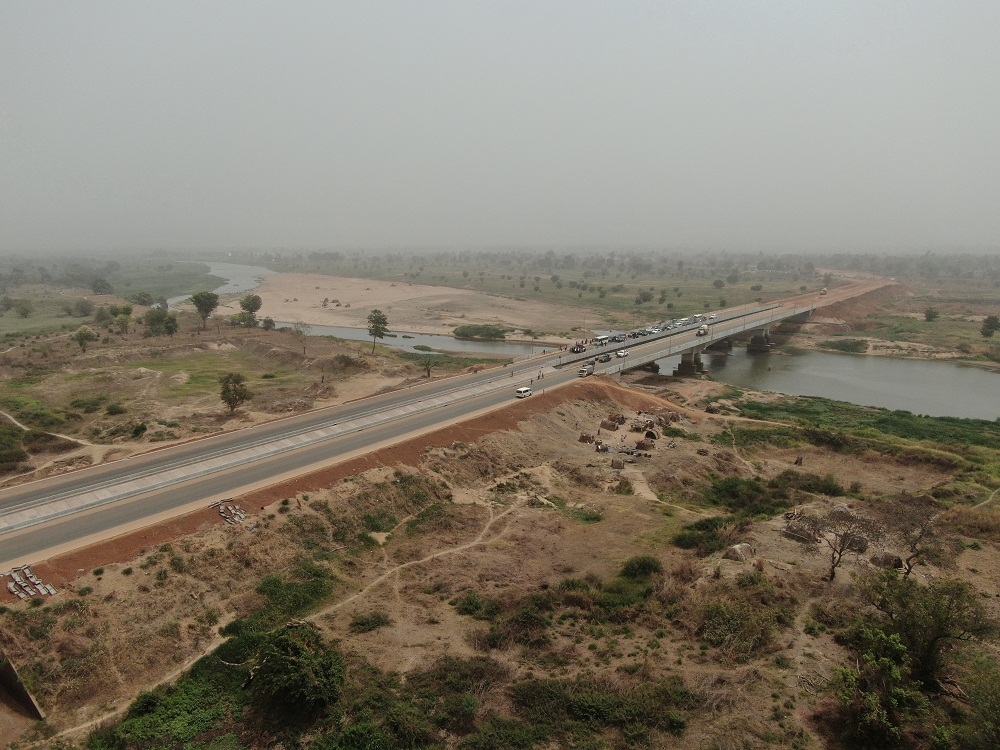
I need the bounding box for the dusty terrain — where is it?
[206,273,581,340]
[2,375,996,748]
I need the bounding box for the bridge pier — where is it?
[672,349,705,377]
[747,327,772,353]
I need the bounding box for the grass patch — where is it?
[453,324,509,340]
[736,395,1000,449]
[397,350,504,370]
[817,338,869,353]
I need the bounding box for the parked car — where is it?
[616,349,629,357]
[570,344,587,353]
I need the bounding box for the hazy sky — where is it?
[2,2,999,253]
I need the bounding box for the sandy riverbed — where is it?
[214,273,583,340]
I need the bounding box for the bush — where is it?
[620,555,663,579]
[453,324,508,340]
[350,611,392,633]
[454,592,503,621]
[105,403,126,415]
[613,477,634,495]
[251,625,345,718]
[70,395,107,413]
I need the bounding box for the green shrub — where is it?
[350,611,392,633]
[620,555,663,579]
[453,324,508,340]
[613,477,634,495]
[70,394,107,413]
[673,516,735,555]
[818,338,869,353]
[362,509,398,533]
[455,592,503,621]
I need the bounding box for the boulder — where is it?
[723,543,754,562]
[871,552,903,569]
[784,521,818,543]
[845,533,869,553]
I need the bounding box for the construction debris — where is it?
[3,566,58,600]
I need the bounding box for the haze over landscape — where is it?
[4,6,1000,750]
[3,1,1000,253]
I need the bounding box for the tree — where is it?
[290,321,311,354]
[418,354,443,378]
[803,509,882,581]
[239,294,263,327]
[91,278,113,294]
[880,496,955,580]
[261,317,275,331]
[712,279,725,289]
[93,306,114,327]
[14,299,33,318]
[113,313,131,335]
[251,623,345,719]
[923,307,940,322]
[71,325,100,352]
[189,291,220,330]
[833,626,926,748]
[219,373,252,413]
[981,315,1000,338]
[367,309,388,352]
[164,315,178,337]
[142,305,176,336]
[72,299,95,317]
[860,573,994,685]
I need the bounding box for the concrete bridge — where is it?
[552,300,818,378]
[631,303,815,375]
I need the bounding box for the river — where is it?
[655,348,1000,420]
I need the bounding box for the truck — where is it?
[696,324,709,336]
[577,361,595,377]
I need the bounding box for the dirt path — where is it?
[41,495,525,745]
[975,486,1000,508]
[314,498,521,618]
[623,466,711,518]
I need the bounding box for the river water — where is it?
[276,322,544,357]
[179,261,999,420]
[656,348,1000,420]
[166,261,276,306]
